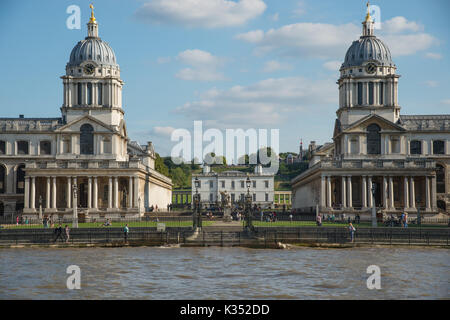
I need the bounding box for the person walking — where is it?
[54,224,64,242]
[403,212,408,228]
[123,224,129,242]
[348,223,356,243]
[65,225,70,243]
[316,213,322,226]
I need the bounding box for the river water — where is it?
[0,246,448,299]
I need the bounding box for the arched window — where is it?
[367,124,381,155]
[87,83,92,105]
[436,164,445,194]
[16,164,25,194]
[80,124,94,155]
[0,165,5,193]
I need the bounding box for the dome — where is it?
[67,37,118,67]
[342,36,394,69]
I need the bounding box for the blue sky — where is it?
[0,0,449,158]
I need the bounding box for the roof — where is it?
[398,115,450,131]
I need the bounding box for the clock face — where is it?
[365,63,377,74]
[83,64,95,75]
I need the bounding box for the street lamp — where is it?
[371,182,377,227]
[416,194,421,226]
[244,175,254,232]
[72,183,78,228]
[193,177,202,229]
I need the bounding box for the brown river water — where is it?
[0,246,448,299]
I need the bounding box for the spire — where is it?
[87,4,99,38]
[362,1,374,36]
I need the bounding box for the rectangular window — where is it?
[265,181,269,188]
[78,83,82,105]
[209,193,213,202]
[357,83,363,105]
[265,193,269,201]
[379,82,384,105]
[410,140,422,155]
[98,83,102,105]
[391,137,400,154]
[241,181,245,188]
[0,141,5,155]
[433,140,445,155]
[369,82,374,105]
[40,141,51,155]
[231,181,235,189]
[252,181,256,188]
[231,194,235,202]
[17,141,29,155]
[240,194,244,201]
[253,193,256,201]
[221,181,225,188]
[87,83,92,105]
[209,180,214,188]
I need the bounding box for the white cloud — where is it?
[425,52,443,60]
[293,0,306,16]
[441,99,450,105]
[152,126,176,137]
[263,60,292,73]
[323,60,342,71]
[235,23,360,59]
[382,16,423,33]
[175,49,226,81]
[424,80,438,88]
[174,77,335,127]
[135,0,267,28]
[235,16,437,59]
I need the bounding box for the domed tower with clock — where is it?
[61,4,124,128]
[337,3,400,129]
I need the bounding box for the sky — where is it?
[0,0,449,159]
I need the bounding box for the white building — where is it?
[192,165,274,208]
[0,8,172,220]
[291,8,449,216]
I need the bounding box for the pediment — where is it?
[55,115,115,133]
[344,114,406,133]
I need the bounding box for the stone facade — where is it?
[291,10,450,216]
[0,12,172,219]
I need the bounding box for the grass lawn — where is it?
[252,221,447,228]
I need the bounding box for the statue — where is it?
[220,191,232,222]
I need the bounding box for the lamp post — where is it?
[371,182,377,227]
[193,177,202,229]
[38,195,43,220]
[72,183,78,228]
[244,176,253,231]
[416,194,421,227]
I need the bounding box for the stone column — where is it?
[404,176,409,209]
[30,177,35,209]
[320,175,326,208]
[52,177,57,209]
[389,176,394,209]
[341,176,347,208]
[383,176,388,209]
[24,177,30,209]
[66,177,71,209]
[367,176,373,208]
[93,177,98,209]
[425,176,431,210]
[108,177,113,209]
[347,176,352,209]
[128,176,133,209]
[46,177,51,209]
[134,176,139,209]
[327,176,332,208]
[362,176,367,208]
[410,177,416,209]
[431,175,437,210]
[88,177,92,209]
[114,177,119,209]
